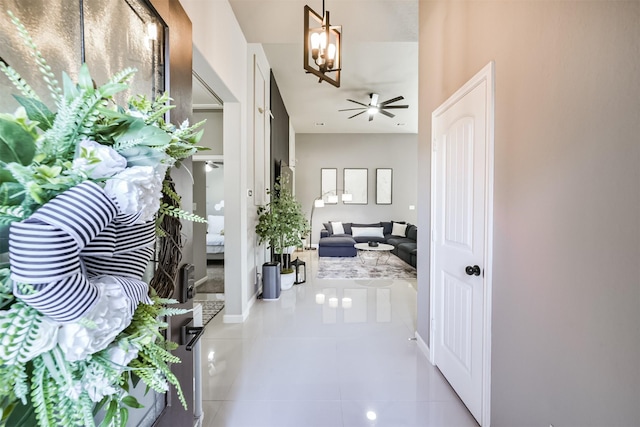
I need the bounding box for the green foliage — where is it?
[0,301,44,366]
[0,294,189,427]
[255,175,310,256]
[159,203,206,223]
[0,11,205,427]
[122,293,189,409]
[7,11,61,104]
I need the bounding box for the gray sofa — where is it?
[319,221,417,268]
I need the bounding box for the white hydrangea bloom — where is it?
[72,139,127,179]
[57,277,133,362]
[104,163,168,222]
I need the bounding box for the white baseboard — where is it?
[415,331,432,364]
[223,290,259,323]
[223,313,246,323]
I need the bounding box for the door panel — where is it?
[442,272,473,373]
[444,117,474,251]
[432,69,490,424]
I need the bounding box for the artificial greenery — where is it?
[0,11,206,237]
[0,273,188,427]
[0,11,205,427]
[255,175,310,271]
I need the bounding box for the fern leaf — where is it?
[8,11,62,104]
[0,302,44,365]
[161,182,181,204]
[156,306,190,317]
[159,204,206,223]
[0,205,26,219]
[0,62,41,101]
[30,358,51,427]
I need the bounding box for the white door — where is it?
[430,62,494,425]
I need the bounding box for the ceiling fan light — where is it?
[368,106,378,115]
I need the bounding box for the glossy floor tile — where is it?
[199,251,478,427]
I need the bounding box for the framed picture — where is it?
[376,168,392,204]
[321,168,337,203]
[343,168,368,204]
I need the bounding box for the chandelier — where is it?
[303,1,342,87]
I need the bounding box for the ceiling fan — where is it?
[339,93,409,121]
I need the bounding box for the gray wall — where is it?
[192,161,207,281]
[193,109,223,153]
[418,1,640,425]
[295,133,418,244]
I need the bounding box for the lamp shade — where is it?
[314,199,325,208]
[341,193,353,202]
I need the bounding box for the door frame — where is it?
[429,61,495,427]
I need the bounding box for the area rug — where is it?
[317,254,417,280]
[196,300,225,325]
[197,263,224,293]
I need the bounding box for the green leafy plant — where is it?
[0,11,206,427]
[255,175,310,271]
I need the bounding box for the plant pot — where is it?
[280,271,295,291]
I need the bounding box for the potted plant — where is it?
[256,175,310,289]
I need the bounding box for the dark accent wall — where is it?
[149,1,194,425]
[270,70,289,189]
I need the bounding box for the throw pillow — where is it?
[351,227,384,238]
[323,222,333,235]
[330,221,345,235]
[391,222,408,237]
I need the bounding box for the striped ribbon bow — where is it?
[9,181,155,323]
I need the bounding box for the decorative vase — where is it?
[280,271,296,291]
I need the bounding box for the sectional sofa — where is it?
[318,221,417,268]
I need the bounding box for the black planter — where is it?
[273,253,291,271]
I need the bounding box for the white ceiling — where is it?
[195,0,418,134]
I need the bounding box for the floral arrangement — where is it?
[0,12,205,427]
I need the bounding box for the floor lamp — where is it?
[307,191,352,250]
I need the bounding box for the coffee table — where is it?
[354,243,395,266]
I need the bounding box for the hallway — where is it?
[199,251,477,427]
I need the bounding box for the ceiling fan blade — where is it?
[380,96,404,106]
[369,93,379,106]
[348,110,367,119]
[347,99,369,107]
[368,113,374,122]
[379,110,395,118]
[339,107,367,112]
[382,105,409,109]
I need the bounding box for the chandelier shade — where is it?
[304,3,341,87]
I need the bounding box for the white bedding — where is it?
[206,215,225,256]
[206,233,224,246]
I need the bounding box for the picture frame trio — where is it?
[320,167,393,205]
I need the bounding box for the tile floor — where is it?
[198,251,478,427]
